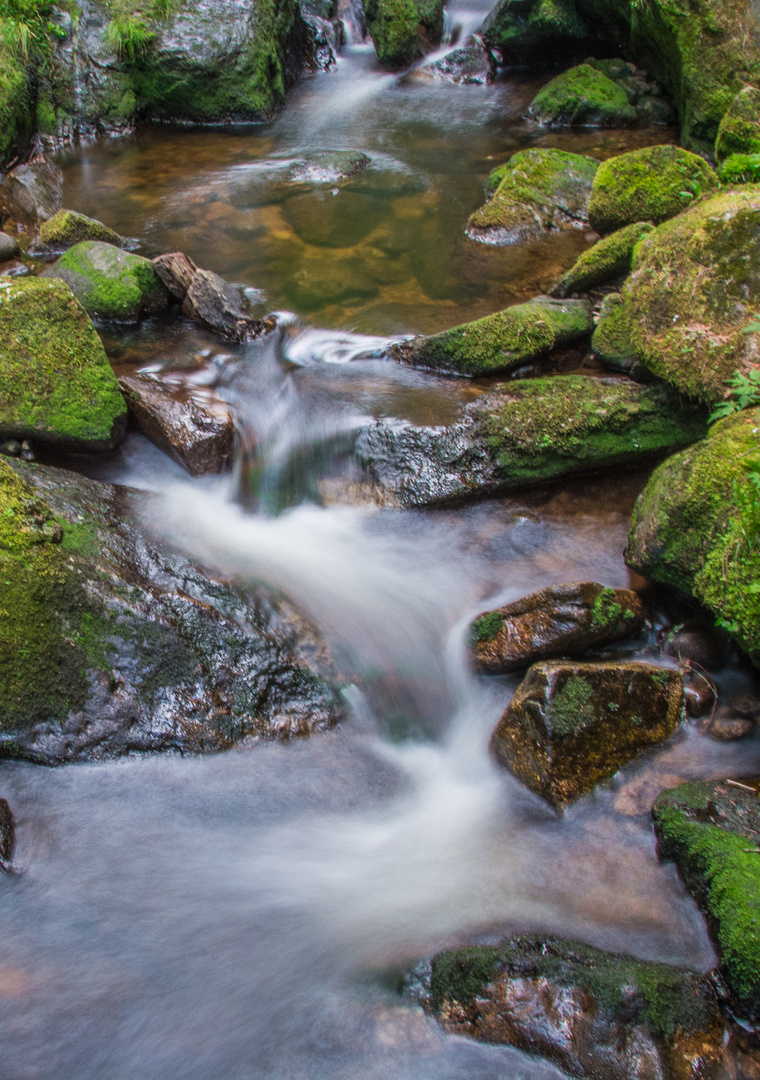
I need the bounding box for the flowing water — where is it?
[4,17,760,1080]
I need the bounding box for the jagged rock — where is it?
[426,935,724,1080]
[43,241,171,323]
[32,209,125,253]
[357,375,707,508]
[0,276,127,452]
[0,233,20,261]
[182,268,266,342]
[411,40,495,83]
[152,251,199,300]
[551,221,653,297]
[0,458,343,765]
[0,158,63,228]
[119,373,235,476]
[469,582,645,674]
[490,660,684,807]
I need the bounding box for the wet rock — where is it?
[529,63,637,127]
[662,626,727,671]
[357,375,707,508]
[43,241,171,324]
[482,0,591,65]
[302,9,344,70]
[467,148,599,246]
[490,660,684,807]
[683,676,717,719]
[288,150,371,183]
[362,0,444,69]
[587,145,719,235]
[706,711,753,741]
[119,373,235,476]
[182,268,266,342]
[653,779,760,1022]
[626,411,760,665]
[0,799,14,869]
[469,582,645,674]
[734,693,760,720]
[613,770,685,816]
[152,251,199,301]
[0,260,29,278]
[31,209,125,253]
[427,934,724,1080]
[0,158,63,228]
[0,277,127,452]
[0,458,343,765]
[0,233,20,261]
[715,86,760,161]
[397,296,593,377]
[411,40,495,84]
[551,221,653,298]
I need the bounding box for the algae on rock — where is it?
[35,209,126,253]
[43,240,171,323]
[552,221,653,297]
[529,63,636,128]
[715,86,760,161]
[362,0,443,68]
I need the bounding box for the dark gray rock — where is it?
[0,158,63,228]
[182,267,268,341]
[152,251,199,300]
[412,40,496,84]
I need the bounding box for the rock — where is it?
[182,268,266,342]
[302,7,344,70]
[32,209,125,253]
[288,150,371,183]
[0,458,343,765]
[469,582,645,674]
[427,934,724,1080]
[734,693,760,720]
[683,676,717,719]
[707,711,753,741]
[587,145,719,235]
[653,779,760,1022]
[0,158,63,228]
[362,0,444,69]
[481,0,591,65]
[596,189,760,405]
[467,148,599,246]
[43,241,171,323]
[397,296,593,377]
[0,798,14,869]
[119,373,235,476]
[357,375,707,508]
[528,64,637,128]
[490,660,683,807]
[0,260,29,278]
[662,626,727,670]
[152,251,199,300]
[0,39,30,169]
[0,277,127,452]
[0,233,20,261]
[551,221,653,298]
[591,293,638,372]
[626,411,760,667]
[715,86,760,161]
[412,40,495,84]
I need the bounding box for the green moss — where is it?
[589,587,623,630]
[362,0,442,69]
[38,210,125,250]
[545,673,594,735]
[468,610,503,645]
[715,86,760,162]
[719,153,760,185]
[529,63,637,128]
[553,220,654,296]
[0,277,127,447]
[591,293,638,370]
[429,946,500,1009]
[482,0,588,61]
[0,28,31,167]
[43,241,168,323]
[588,145,719,234]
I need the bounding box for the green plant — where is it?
[709,367,760,423]
[105,15,153,61]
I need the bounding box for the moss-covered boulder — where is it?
[481,0,590,64]
[469,582,644,674]
[362,0,443,69]
[467,148,599,246]
[490,660,683,807]
[0,277,126,452]
[653,779,760,1022]
[34,209,126,253]
[357,375,708,507]
[529,63,637,128]
[43,241,171,323]
[715,86,760,162]
[591,293,638,372]
[588,146,719,235]
[626,410,760,666]
[597,188,760,404]
[0,460,343,764]
[397,296,593,376]
[427,935,724,1080]
[552,221,654,297]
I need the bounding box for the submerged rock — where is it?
[43,241,171,323]
[411,40,495,84]
[0,277,127,452]
[119,373,235,476]
[362,0,444,69]
[715,86,760,161]
[551,221,653,298]
[653,779,760,1022]
[397,296,593,377]
[0,459,343,765]
[357,375,707,508]
[288,150,371,183]
[491,660,684,807]
[529,63,637,128]
[0,158,63,228]
[427,934,724,1080]
[469,582,645,674]
[467,148,599,246]
[32,209,125,253]
[587,145,719,235]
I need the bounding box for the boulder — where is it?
[152,251,198,300]
[43,241,171,323]
[653,780,760,1022]
[490,660,684,807]
[0,233,20,262]
[594,188,760,404]
[182,268,266,342]
[411,40,495,84]
[715,86,760,161]
[357,375,707,508]
[528,63,637,128]
[626,410,760,667]
[427,935,724,1080]
[396,296,593,376]
[0,158,63,228]
[361,0,444,69]
[481,0,591,64]
[288,150,371,183]
[33,209,125,253]
[591,293,638,371]
[469,582,645,674]
[587,145,719,235]
[0,277,127,452]
[551,221,653,297]
[0,458,343,765]
[467,148,599,246]
[119,373,235,476]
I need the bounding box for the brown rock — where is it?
[182,268,264,342]
[0,158,63,228]
[683,675,717,718]
[152,251,198,300]
[662,626,727,670]
[707,710,753,742]
[119,373,235,476]
[491,660,684,807]
[0,798,14,869]
[470,582,645,674]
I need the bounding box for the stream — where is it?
[3,14,760,1080]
